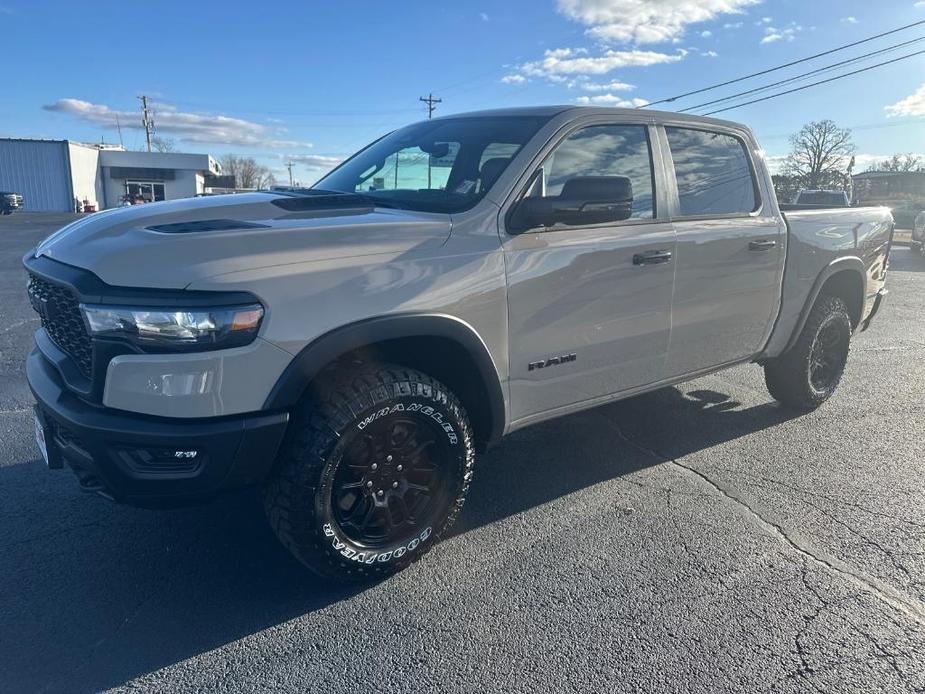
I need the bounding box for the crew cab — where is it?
[23,107,893,580]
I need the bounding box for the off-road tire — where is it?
[764,295,852,410]
[263,364,475,581]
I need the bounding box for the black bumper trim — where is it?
[27,348,289,507]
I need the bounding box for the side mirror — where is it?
[509,175,634,232]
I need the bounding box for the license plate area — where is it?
[33,407,63,470]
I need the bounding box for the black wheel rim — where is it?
[809,320,846,391]
[330,415,454,548]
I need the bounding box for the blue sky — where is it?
[2,0,924,183]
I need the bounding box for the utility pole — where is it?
[137,95,155,152]
[419,93,442,119]
[115,113,124,149]
[419,93,442,189]
[286,161,294,187]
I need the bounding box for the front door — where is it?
[502,123,676,425]
[660,125,785,377]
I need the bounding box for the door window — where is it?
[665,127,757,216]
[529,124,655,220]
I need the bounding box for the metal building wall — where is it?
[0,140,73,212]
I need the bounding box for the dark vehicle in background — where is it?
[792,189,850,207]
[887,200,924,230]
[913,211,925,256]
[1,191,23,214]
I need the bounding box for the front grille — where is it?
[27,274,93,378]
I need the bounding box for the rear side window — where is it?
[665,127,757,216]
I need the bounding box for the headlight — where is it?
[80,303,264,351]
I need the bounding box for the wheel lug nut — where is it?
[371,463,378,471]
[396,465,403,472]
[386,455,393,462]
[366,481,373,488]
[392,481,398,488]
[377,489,384,496]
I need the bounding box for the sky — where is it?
[1,0,924,184]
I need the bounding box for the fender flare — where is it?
[263,313,506,447]
[784,256,866,353]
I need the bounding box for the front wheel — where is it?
[764,295,852,410]
[263,364,475,581]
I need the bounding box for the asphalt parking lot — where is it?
[1,213,924,693]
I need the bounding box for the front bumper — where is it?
[28,348,289,507]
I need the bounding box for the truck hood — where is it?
[33,192,453,289]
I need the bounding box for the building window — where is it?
[125,181,165,204]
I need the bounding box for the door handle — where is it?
[749,239,777,251]
[633,250,673,266]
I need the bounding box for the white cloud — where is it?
[556,0,758,44]
[703,50,719,57]
[701,30,712,37]
[761,23,801,44]
[285,153,345,170]
[501,73,527,84]
[841,16,858,23]
[43,98,312,149]
[519,47,682,80]
[723,21,743,28]
[479,12,489,21]
[885,83,925,117]
[579,79,636,91]
[916,1,925,6]
[574,94,650,107]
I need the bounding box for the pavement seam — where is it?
[596,413,925,627]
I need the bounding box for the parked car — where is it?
[889,200,925,230]
[913,211,925,256]
[1,191,23,214]
[792,189,850,207]
[23,107,893,580]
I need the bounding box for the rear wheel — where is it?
[764,295,852,410]
[263,364,475,581]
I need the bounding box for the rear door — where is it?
[660,125,785,377]
[502,121,676,424]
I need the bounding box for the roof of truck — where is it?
[427,105,750,132]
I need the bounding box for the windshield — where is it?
[315,116,548,213]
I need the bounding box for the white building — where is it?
[0,138,221,212]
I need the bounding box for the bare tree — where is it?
[218,154,277,189]
[783,120,855,189]
[867,153,923,173]
[151,136,175,153]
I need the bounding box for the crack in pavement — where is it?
[596,413,925,628]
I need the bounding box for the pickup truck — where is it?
[791,189,850,207]
[1,191,23,214]
[23,107,893,580]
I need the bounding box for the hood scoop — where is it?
[270,192,373,212]
[146,219,271,234]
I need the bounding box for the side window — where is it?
[531,124,655,220]
[665,127,757,216]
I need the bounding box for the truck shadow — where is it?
[453,385,799,536]
[1,383,800,693]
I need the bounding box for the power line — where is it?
[419,93,442,119]
[701,48,925,116]
[641,19,925,108]
[681,35,925,113]
[137,95,155,152]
